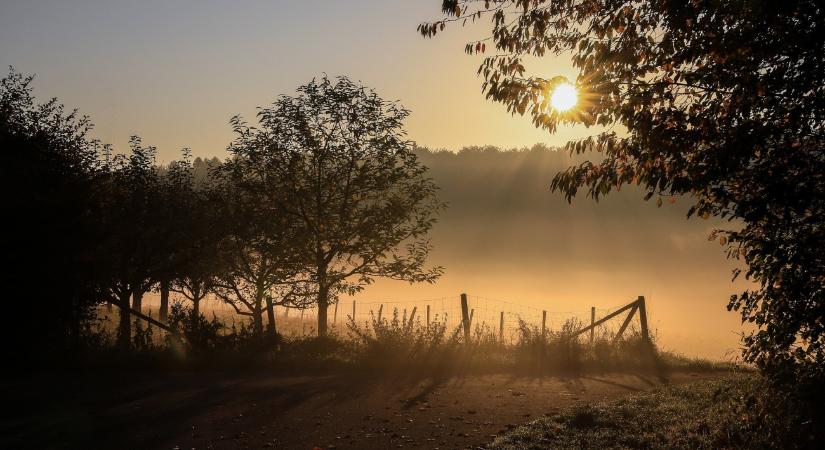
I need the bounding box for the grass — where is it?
[342,310,737,376]
[75,305,739,378]
[487,373,821,450]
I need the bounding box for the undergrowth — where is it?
[78,306,737,376]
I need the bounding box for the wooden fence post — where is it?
[460,293,470,341]
[426,304,431,329]
[590,306,596,345]
[637,296,649,341]
[408,306,417,327]
[542,310,547,338]
[351,300,356,322]
[499,311,504,343]
[378,304,384,321]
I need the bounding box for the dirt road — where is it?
[3,369,722,449]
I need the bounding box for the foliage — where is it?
[165,301,224,352]
[1,68,107,359]
[346,308,461,369]
[212,148,313,336]
[2,68,446,354]
[421,0,825,384]
[99,136,165,346]
[131,317,156,352]
[226,76,445,336]
[512,318,661,374]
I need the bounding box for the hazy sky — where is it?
[1,1,748,359]
[0,0,591,161]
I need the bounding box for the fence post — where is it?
[426,304,431,329]
[590,306,596,345]
[637,296,649,341]
[351,300,356,322]
[542,310,547,338]
[378,304,384,321]
[408,307,417,326]
[499,311,504,343]
[460,293,470,341]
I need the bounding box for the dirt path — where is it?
[70,370,718,449]
[3,369,724,450]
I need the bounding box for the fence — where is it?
[95,291,651,345]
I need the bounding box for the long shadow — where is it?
[3,369,390,450]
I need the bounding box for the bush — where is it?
[346,308,462,371]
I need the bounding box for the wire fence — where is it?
[95,291,649,345]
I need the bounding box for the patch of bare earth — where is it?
[4,370,723,449]
[142,371,717,450]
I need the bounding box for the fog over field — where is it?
[344,146,748,360]
[144,145,746,359]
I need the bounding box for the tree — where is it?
[420,1,825,383]
[228,76,445,336]
[156,153,223,322]
[100,137,164,348]
[1,68,107,359]
[157,150,226,331]
[211,158,311,337]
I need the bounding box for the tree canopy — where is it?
[420,1,825,382]
[227,76,445,336]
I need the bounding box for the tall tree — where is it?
[421,1,825,382]
[228,76,444,336]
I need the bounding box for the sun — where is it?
[550,83,578,112]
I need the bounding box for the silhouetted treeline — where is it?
[2,71,442,363]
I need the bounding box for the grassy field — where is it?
[487,373,819,450]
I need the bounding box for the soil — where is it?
[2,369,723,450]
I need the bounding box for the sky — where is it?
[0,0,590,162]
[0,1,748,359]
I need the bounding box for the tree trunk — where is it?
[192,296,200,334]
[265,295,277,336]
[252,294,264,336]
[116,291,131,349]
[132,287,143,313]
[159,279,170,323]
[317,284,329,337]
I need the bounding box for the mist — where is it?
[345,145,748,360]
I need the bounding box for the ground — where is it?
[2,369,726,450]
